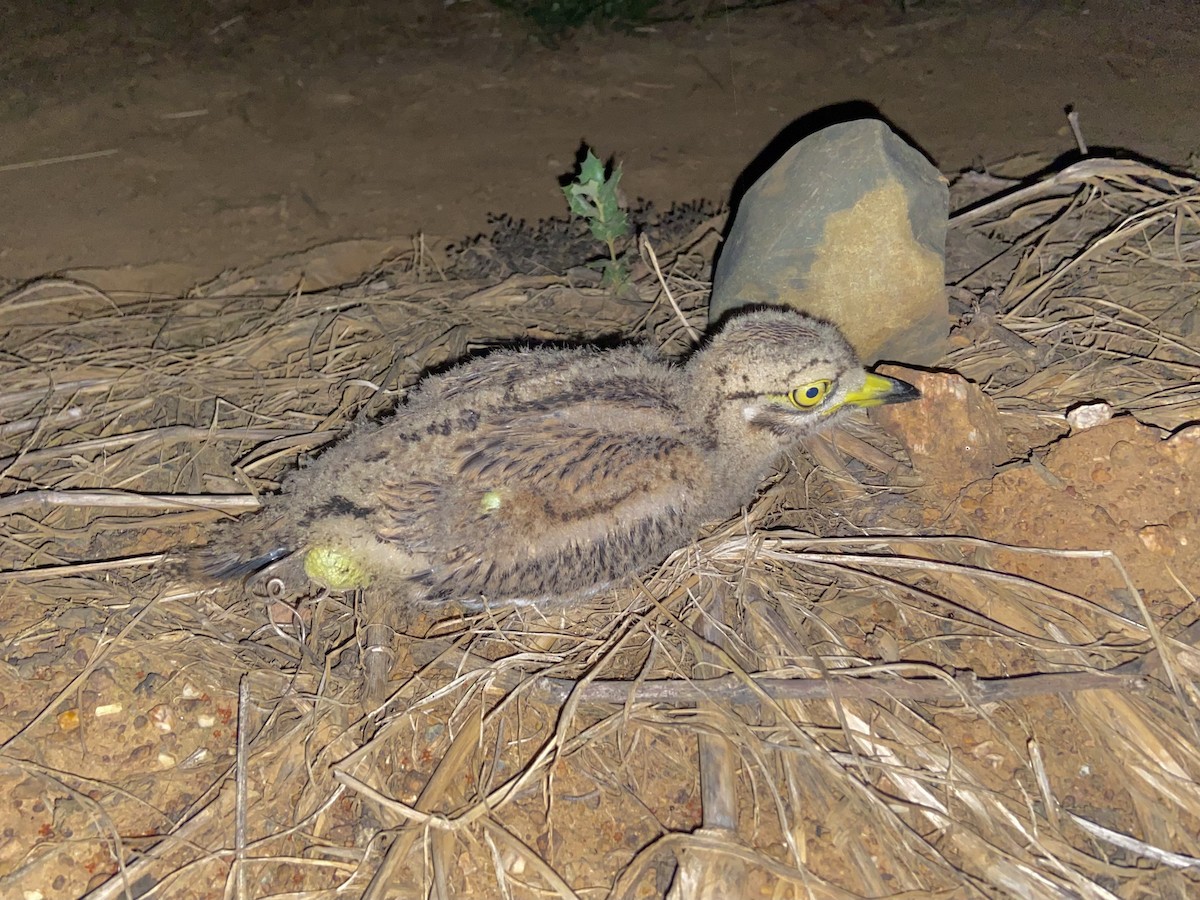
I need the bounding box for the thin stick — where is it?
[1066,812,1200,870]
[823,427,911,475]
[233,677,251,900]
[0,424,307,471]
[359,711,485,899]
[694,581,739,830]
[1066,106,1088,155]
[950,158,1197,227]
[640,233,701,343]
[0,489,259,518]
[0,554,168,582]
[0,148,118,173]
[417,660,1139,707]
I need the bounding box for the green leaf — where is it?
[562,181,598,220]
[579,149,606,185]
[563,146,632,287]
[563,148,630,244]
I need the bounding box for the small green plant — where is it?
[563,148,631,287]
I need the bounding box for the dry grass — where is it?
[1,160,1198,898]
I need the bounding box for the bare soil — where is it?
[2,0,1198,294]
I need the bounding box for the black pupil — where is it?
[806,386,819,398]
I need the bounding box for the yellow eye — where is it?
[787,380,832,409]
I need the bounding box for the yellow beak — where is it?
[841,372,921,409]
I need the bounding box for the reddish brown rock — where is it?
[871,367,1010,507]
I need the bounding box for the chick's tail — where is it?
[197,546,293,581]
[165,544,294,586]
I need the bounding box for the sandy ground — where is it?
[2,0,1199,293]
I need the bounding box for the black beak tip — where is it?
[890,378,921,404]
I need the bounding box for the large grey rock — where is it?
[711,119,949,365]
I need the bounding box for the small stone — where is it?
[1138,525,1176,556]
[10,777,39,801]
[1108,440,1137,467]
[711,119,948,365]
[1165,424,1200,465]
[400,769,427,799]
[871,367,1008,502]
[134,671,168,697]
[86,668,119,692]
[178,748,211,769]
[1067,401,1113,431]
[1168,510,1191,530]
[57,709,80,732]
[149,704,175,733]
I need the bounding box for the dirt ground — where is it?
[2,2,1200,899]
[2,0,1199,294]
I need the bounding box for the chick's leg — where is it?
[359,588,400,703]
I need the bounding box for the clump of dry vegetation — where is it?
[1,159,1198,898]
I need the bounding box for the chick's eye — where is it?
[788,380,832,409]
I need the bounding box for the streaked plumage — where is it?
[195,308,918,607]
[189,308,917,696]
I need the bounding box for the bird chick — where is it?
[198,307,917,603]
[191,308,918,693]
